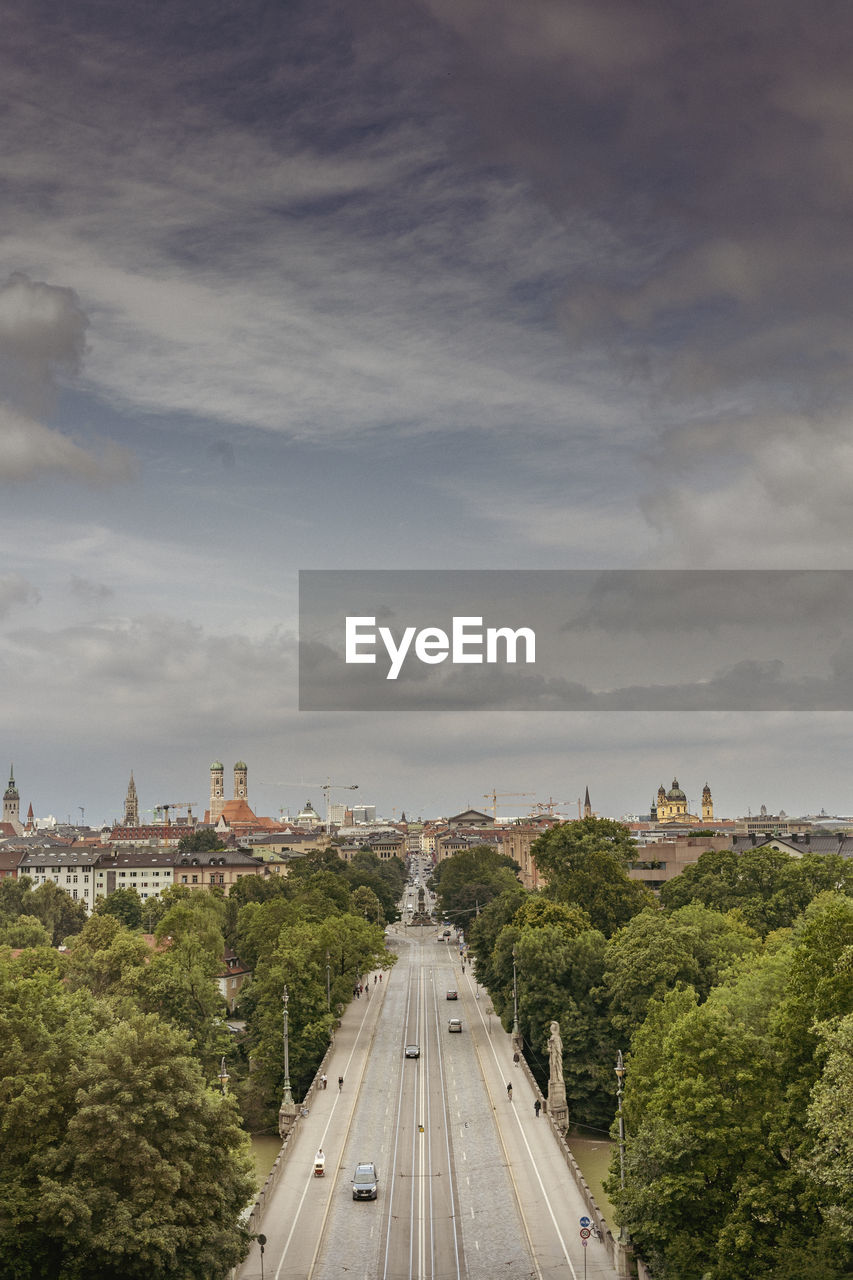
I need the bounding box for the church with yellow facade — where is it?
[651,778,713,826]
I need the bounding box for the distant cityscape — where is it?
[3,760,852,917]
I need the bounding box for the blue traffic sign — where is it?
[579,1216,591,1227]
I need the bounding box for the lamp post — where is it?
[218,1055,229,1095]
[511,945,522,1055]
[278,984,297,1137]
[614,1049,632,1276]
[326,949,331,1012]
[615,1049,626,1193]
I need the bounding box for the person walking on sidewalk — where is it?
[506,1081,513,1101]
[513,1051,520,1068]
[534,1098,541,1118]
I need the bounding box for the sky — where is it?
[3,0,853,827]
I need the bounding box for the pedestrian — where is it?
[513,1051,520,1068]
[379,973,382,982]
[338,1075,344,1091]
[506,1081,513,1100]
[534,1099,541,1118]
[354,985,360,999]
[374,974,377,985]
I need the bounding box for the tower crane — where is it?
[156,802,197,826]
[258,779,358,832]
[529,797,571,817]
[482,790,535,820]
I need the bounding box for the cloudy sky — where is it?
[3,0,853,827]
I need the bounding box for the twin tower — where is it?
[209,761,248,825]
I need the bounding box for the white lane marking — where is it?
[464,975,580,1280]
[273,990,380,1280]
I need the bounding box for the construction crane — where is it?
[259,779,358,832]
[529,797,571,817]
[482,790,535,820]
[155,802,197,826]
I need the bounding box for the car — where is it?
[448,1017,462,1032]
[446,989,458,1000]
[352,1162,379,1200]
[404,1043,420,1058]
[442,929,451,938]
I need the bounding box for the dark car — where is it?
[446,989,458,1000]
[404,1044,420,1058]
[352,1162,379,1200]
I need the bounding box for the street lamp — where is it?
[615,1049,626,1191]
[511,945,522,1054]
[282,985,294,1107]
[326,949,331,1012]
[218,1055,229,1095]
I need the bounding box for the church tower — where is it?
[702,782,713,822]
[3,765,20,829]
[583,787,592,819]
[234,761,248,800]
[210,761,225,824]
[124,772,139,827]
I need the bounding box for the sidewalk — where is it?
[457,962,622,1280]
[236,967,389,1279]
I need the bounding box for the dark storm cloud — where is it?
[0,273,133,483]
[415,0,853,386]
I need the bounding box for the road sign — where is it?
[579,1216,591,1227]
[581,1238,588,1248]
[580,1228,591,1239]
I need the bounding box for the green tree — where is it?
[38,1011,254,1280]
[0,914,52,948]
[94,886,144,930]
[26,879,88,944]
[531,818,652,936]
[659,847,853,936]
[612,895,853,1279]
[432,845,521,930]
[604,902,759,1035]
[350,884,383,922]
[136,935,231,1071]
[806,1012,853,1244]
[177,828,224,854]
[64,915,150,998]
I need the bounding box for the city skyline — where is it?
[3,3,853,823]
[5,753,850,832]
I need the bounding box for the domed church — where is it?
[651,778,713,826]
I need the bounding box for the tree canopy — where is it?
[531,818,653,936]
[0,962,254,1280]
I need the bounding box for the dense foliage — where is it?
[430,844,522,929]
[461,821,853,1275]
[0,842,403,1273]
[0,962,255,1280]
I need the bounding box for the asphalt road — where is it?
[237,918,618,1280]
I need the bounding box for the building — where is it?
[94,848,177,903]
[626,835,734,891]
[217,948,252,1012]
[123,772,140,827]
[650,779,713,826]
[18,846,101,912]
[3,766,23,837]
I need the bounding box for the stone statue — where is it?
[548,1021,564,1084]
[547,1019,568,1130]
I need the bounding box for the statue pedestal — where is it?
[547,1081,569,1132]
[278,1100,297,1139]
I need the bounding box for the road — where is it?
[238,919,618,1280]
